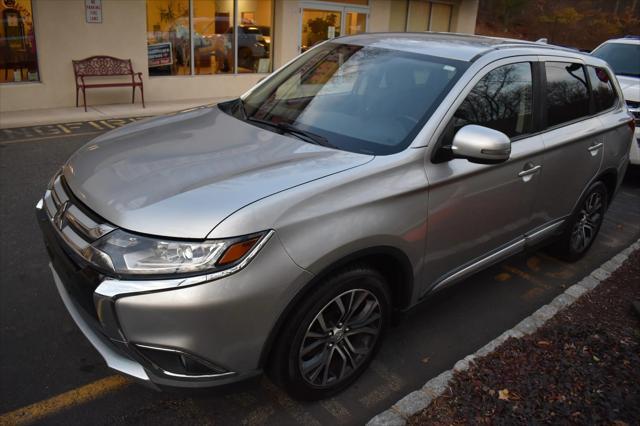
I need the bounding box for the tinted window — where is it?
[231,42,467,155]
[591,43,640,78]
[586,66,617,112]
[545,62,590,128]
[453,62,533,138]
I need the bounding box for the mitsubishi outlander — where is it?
[37,33,634,400]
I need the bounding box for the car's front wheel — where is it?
[269,265,391,400]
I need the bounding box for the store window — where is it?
[0,0,39,83]
[146,0,272,76]
[406,1,452,32]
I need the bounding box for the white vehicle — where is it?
[592,36,640,164]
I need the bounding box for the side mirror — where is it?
[451,125,511,164]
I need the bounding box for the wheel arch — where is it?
[595,167,618,206]
[258,246,415,369]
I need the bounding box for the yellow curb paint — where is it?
[0,131,103,145]
[0,375,130,426]
[502,265,550,289]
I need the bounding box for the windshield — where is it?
[592,43,640,78]
[224,42,467,155]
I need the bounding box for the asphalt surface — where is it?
[1,122,639,425]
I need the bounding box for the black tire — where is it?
[548,181,608,262]
[268,264,391,401]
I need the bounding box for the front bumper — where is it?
[37,201,312,389]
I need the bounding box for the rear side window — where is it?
[545,62,590,128]
[586,66,618,112]
[453,62,533,138]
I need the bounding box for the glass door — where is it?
[345,10,367,35]
[299,3,368,53]
[301,8,342,53]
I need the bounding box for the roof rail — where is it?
[469,41,582,62]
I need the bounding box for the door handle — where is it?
[518,164,542,178]
[588,142,603,155]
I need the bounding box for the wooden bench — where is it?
[73,56,145,111]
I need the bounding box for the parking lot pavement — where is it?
[1,123,639,425]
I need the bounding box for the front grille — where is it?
[41,171,116,323]
[43,172,115,253]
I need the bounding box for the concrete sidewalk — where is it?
[0,97,229,129]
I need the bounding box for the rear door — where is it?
[531,59,604,226]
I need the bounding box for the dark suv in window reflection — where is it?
[216,25,270,72]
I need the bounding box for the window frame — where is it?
[538,58,622,132]
[429,55,625,164]
[540,60,592,131]
[429,57,541,163]
[585,65,619,114]
[449,61,536,141]
[146,0,275,78]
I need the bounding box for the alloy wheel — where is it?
[298,289,382,388]
[570,190,604,253]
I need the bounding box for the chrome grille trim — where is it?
[61,225,91,251]
[43,190,57,218]
[65,205,115,240]
[44,171,116,254]
[52,176,69,205]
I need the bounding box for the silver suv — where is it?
[37,33,634,400]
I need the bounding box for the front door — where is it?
[299,3,368,53]
[423,59,545,294]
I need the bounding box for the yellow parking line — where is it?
[0,375,130,426]
[0,131,102,145]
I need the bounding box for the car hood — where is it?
[616,75,640,102]
[64,106,373,238]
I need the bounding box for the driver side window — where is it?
[453,62,534,139]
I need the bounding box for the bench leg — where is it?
[132,86,135,104]
[75,86,79,108]
[140,85,145,108]
[82,87,87,112]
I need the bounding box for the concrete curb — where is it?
[367,238,640,426]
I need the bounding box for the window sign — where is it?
[1,0,39,83]
[85,0,102,24]
[148,42,173,67]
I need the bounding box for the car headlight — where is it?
[85,229,271,276]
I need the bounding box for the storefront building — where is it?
[0,0,478,113]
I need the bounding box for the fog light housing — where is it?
[135,344,229,377]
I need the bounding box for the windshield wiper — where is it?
[245,117,335,148]
[277,123,334,148]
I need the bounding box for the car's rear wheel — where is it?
[268,265,391,400]
[549,181,607,262]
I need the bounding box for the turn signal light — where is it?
[217,237,260,266]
